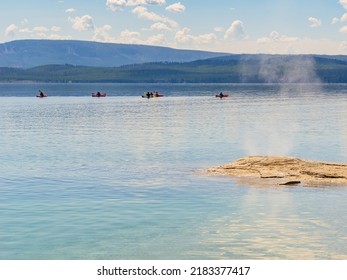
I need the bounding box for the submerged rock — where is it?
[206,156,347,186]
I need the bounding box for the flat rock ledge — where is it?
[205,156,347,186]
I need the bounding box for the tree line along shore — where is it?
[1,55,347,83]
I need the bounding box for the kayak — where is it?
[215,94,229,98]
[142,93,164,98]
[92,93,107,97]
[36,90,47,98]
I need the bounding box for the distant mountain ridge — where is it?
[2,40,347,83]
[0,40,229,68]
[2,54,347,83]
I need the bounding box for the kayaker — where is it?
[219,92,224,98]
[39,90,45,97]
[146,92,151,98]
[97,92,101,97]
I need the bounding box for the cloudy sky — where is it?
[2,0,347,54]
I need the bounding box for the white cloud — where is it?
[150,22,171,31]
[19,26,56,34]
[330,13,347,24]
[308,17,322,28]
[147,0,165,3]
[65,8,76,13]
[175,27,190,43]
[210,37,341,55]
[48,34,73,40]
[224,20,245,40]
[69,15,95,31]
[106,0,127,11]
[33,26,49,33]
[196,33,217,44]
[166,2,185,13]
[106,0,165,11]
[51,26,61,32]
[132,6,159,20]
[269,31,281,42]
[257,31,298,43]
[18,28,31,33]
[331,17,340,24]
[5,24,18,37]
[114,28,168,45]
[340,0,347,10]
[132,6,177,27]
[118,29,142,44]
[15,26,70,40]
[330,13,347,25]
[128,0,165,5]
[146,33,166,45]
[93,25,113,42]
[339,25,347,33]
[175,27,216,45]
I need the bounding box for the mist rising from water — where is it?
[241,55,322,156]
[258,55,321,84]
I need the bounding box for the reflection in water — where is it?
[197,187,347,259]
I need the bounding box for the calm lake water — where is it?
[0,83,347,260]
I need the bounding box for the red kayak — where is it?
[215,94,229,98]
[142,93,165,98]
[92,92,107,97]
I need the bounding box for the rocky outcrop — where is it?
[206,156,347,186]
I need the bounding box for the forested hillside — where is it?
[1,54,347,83]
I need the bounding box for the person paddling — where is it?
[39,90,45,97]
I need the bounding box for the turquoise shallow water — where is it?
[0,83,347,259]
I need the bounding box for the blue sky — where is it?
[2,0,347,54]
